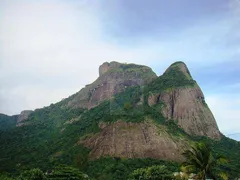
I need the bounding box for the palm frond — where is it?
[181,141,228,180]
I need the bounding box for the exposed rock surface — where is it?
[17,110,32,123]
[148,62,221,139]
[67,61,221,140]
[66,61,157,109]
[16,110,33,127]
[83,120,187,161]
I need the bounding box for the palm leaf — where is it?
[181,141,228,180]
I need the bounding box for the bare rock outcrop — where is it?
[99,61,121,76]
[17,110,32,123]
[16,110,33,127]
[66,61,157,109]
[82,120,187,161]
[148,62,221,139]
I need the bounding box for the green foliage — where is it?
[0,104,87,173]
[123,102,133,110]
[106,63,157,82]
[182,142,228,180]
[129,165,174,180]
[17,168,46,180]
[169,61,192,78]
[46,165,89,180]
[146,65,196,94]
[119,63,147,70]
[0,114,18,131]
[186,135,240,179]
[211,136,240,179]
[85,157,179,180]
[164,120,188,137]
[0,173,14,180]
[1,166,88,180]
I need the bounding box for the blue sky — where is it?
[0,0,240,140]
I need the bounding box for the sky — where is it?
[0,0,240,140]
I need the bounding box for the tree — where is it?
[182,142,228,180]
[129,165,173,180]
[46,165,89,180]
[0,173,14,180]
[124,102,132,111]
[17,168,46,180]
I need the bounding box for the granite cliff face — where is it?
[72,61,222,161]
[65,61,221,141]
[82,120,187,162]
[147,62,221,139]
[66,61,157,109]
[16,110,33,127]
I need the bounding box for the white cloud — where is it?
[0,85,73,114]
[0,0,159,114]
[0,0,102,75]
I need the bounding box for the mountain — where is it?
[0,61,239,179]
[147,62,221,139]
[78,61,220,161]
[64,61,157,109]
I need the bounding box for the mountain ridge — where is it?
[1,61,239,179]
[64,61,157,110]
[1,61,221,139]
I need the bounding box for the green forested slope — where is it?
[0,114,18,131]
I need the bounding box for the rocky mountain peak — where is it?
[99,61,121,76]
[147,61,221,139]
[164,61,192,80]
[66,61,157,109]
[62,61,221,140]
